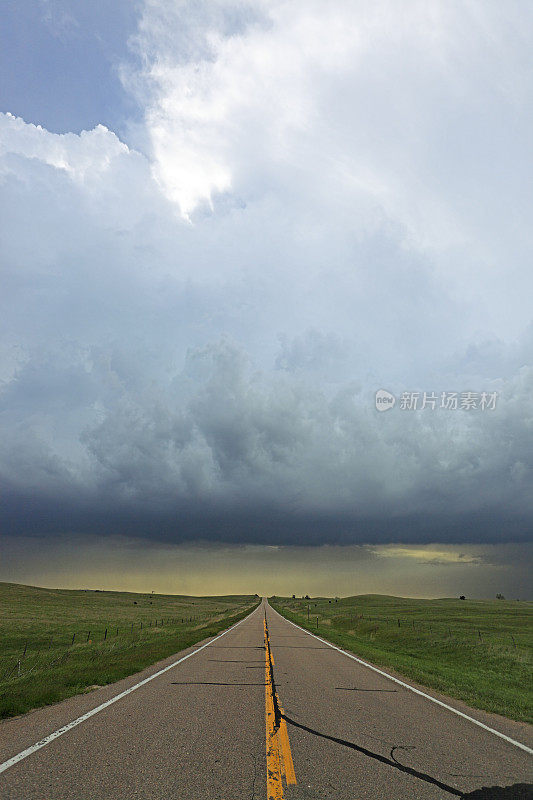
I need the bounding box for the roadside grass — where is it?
[269,594,533,724]
[0,582,259,719]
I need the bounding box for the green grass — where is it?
[270,594,533,723]
[0,582,259,719]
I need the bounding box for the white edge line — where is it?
[0,605,260,775]
[269,604,533,756]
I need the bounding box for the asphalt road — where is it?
[0,600,531,799]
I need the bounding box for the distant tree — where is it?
[305,594,310,600]
[459,595,465,600]
[292,594,296,599]
[496,593,505,600]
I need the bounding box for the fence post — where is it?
[316,616,319,629]
[104,628,107,641]
[71,633,76,646]
[87,631,91,642]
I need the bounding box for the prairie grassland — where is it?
[270,594,532,723]
[0,582,259,719]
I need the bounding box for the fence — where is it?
[286,602,526,652]
[0,615,203,684]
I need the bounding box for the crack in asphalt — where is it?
[390,744,417,765]
[250,751,258,800]
[264,611,282,735]
[335,686,398,692]
[171,681,267,686]
[281,712,464,797]
[208,659,264,663]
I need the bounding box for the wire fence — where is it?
[285,603,529,654]
[0,614,208,683]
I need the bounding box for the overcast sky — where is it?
[1,1,532,584]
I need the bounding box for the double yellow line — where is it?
[264,618,296,798]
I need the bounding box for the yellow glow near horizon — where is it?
[371,546,481,564]
[1,537,531,600]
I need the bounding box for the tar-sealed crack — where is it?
[264,611,282,733]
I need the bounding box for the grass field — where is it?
[0,582,259,719]
[270,594,533,723]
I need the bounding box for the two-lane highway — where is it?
[0,600,531,798]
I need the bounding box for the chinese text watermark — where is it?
[375,390,498,412]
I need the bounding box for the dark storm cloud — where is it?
[1,337,532,545]
[2,487,533,547]
[1,2,533,548]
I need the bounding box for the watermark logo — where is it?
[375,389,396,411]
[375,389,498,412]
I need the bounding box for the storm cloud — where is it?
[1,1,532,547]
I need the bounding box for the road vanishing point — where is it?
[0,600,531,799]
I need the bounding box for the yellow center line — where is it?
[277,708,297,786]
[264,618,297,798]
